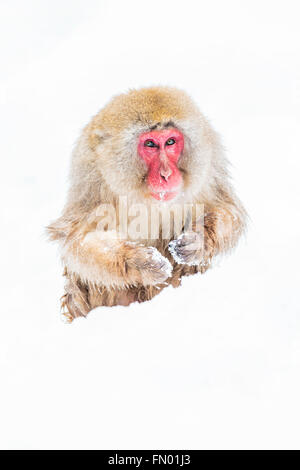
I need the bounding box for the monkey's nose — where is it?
[160,166,172,181]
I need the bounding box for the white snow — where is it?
[147,246,173,278]
[168,238,186,264]
[168,233,204,266]
[0,0,300,450]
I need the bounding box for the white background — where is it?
[0,0,299,450]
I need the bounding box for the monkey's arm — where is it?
[48,220,172,288]
[168,203,245,267]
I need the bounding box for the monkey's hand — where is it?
[127,246,173,286]
[168,232,207,267]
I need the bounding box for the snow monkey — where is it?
[47,87,247,322]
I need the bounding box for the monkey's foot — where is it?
[168,232,208,267]
[60,277,91,323]
[60,296,75,324]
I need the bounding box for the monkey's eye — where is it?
[166,138,176,146]
[144,140,157,148]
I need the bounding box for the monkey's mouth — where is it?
[150,188,180,201]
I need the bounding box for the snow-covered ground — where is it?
[0,0,299,449]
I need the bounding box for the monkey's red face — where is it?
[138,129,184,201]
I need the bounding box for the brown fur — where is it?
[47,87,247,322]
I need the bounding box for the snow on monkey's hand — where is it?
[128,246,173,286]
[168,232,204,266]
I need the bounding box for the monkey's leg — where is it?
[62,231,172,290]
[61,271,91,322]
[61,274,137,322]
[58,232,173,320]
[87,284,137,309]
[62,279,166,321]
[88,283,164,311]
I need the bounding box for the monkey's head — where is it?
[75,87,225,205]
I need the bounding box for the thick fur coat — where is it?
[47,87,247,321]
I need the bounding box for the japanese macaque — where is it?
[47,86,247,322]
